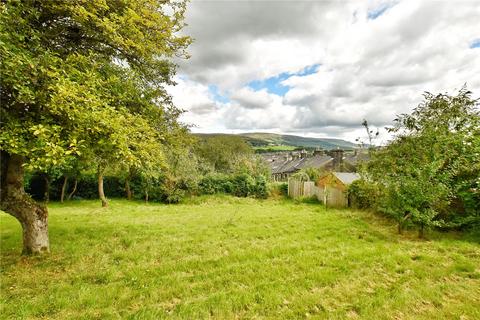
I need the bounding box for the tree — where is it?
[195,136,254,173]
[355,119,379,151]
[365,88,480,236]
[0,0,191,254]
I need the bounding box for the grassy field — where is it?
[253,145,297,152]
[1,196,479,319]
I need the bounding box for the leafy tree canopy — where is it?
[0,0,191,171]
[365,88,480,234]
[195,136,255,173]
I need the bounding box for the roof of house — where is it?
[344,152,370,166]
[299,155,333,170]
[264,150,370,175]
[271,157,303,174]
[332,172,360,185]
[271,155,333,174]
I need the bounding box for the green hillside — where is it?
[196,132,358,150]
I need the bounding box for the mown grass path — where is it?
[1,197,479,319]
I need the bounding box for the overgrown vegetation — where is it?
[350,88,480,236]
[291,167,327,182]
[24,135,270,203]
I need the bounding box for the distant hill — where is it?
[195,132,358,150]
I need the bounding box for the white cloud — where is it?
[167,77,226,132]
[230,87,273,109]
[168,0,480,142]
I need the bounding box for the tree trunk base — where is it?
[67,179,78,200]
[98,166,108,207]
[1,152,50,255]
[21,205,49,255]
[126,178,132,200]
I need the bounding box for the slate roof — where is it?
[332,172,360,185]
[344,152,370,166]
[270,155,333,174]
[299,155,333,171]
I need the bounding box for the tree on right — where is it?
[364,87,480,236]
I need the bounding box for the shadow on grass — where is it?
[344,207,480,245]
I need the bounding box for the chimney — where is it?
[313,148,324,156]
[300,149,307,159]
[331,149,344,171]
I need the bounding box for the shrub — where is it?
[198,174,232,194]
[231,173,256,197]
[198,173,267,198]
[290,170,310,182]
[253,175,268,199]
[162,188,185,204]
[348,179,379,209]
[268,182,288,198]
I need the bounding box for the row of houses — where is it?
[261,148,369,207]
[262,149,369,182]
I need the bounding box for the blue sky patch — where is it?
[297,64,320,76]
[470,39,480,49]
[248,72,292,96]
[247,64,320,96]
[208,85,230,103]
[368,2,396,20]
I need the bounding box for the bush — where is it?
[253,175,268,199]
[198,173,267,198]
[198,174,232,194]
[231,173,256,197]
[26,169,270,203]
[348,179,379,209]
[162,187,185,204]
[267,182,288,198]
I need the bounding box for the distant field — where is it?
[1,197,479,319]
[196,132,358,150]
[254,145,297,152]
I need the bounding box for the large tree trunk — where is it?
[60,176,68,203]
[0,152,49,255]
[97,165,108,207]
[67,178,77,200]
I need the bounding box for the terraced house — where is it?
[263,149,368,181]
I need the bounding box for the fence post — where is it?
[324,185,328,208]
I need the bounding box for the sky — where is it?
[167,0,480,143]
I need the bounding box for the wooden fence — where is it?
[287,179,348,208]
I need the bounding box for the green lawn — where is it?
[1,196,479,319]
